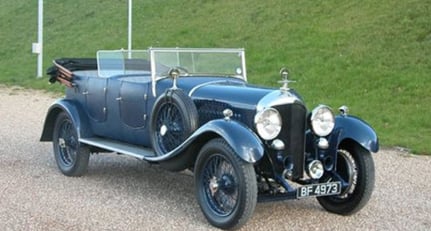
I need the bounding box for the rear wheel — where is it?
[53,112,90,176]
[194,138,257,229]
[317,144,375,215]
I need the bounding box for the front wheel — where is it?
[317,143,375,215]
[53,112,90,176]
[194,138,257,230]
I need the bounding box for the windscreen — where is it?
[97,50,149,77]
[149,48,247,80]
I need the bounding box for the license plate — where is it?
[297,182,341,198]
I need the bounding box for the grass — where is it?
[0,0,430,154]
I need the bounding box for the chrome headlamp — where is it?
[254,108,282,140]
[310,105,335,137]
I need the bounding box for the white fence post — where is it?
[32,0,43,78]
[128,0,132,59]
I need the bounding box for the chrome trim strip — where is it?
[188,80,237,97]
[150,49,157,97]
[149,47,245,53]
[79,137,155,160]
[256,90,302,112]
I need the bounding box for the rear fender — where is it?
[331,115,379,153]
[40,99,92,141]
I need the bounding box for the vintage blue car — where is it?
[41,48,378,229]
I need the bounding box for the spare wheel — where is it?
[150,89,199,156]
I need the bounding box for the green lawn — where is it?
[1,0,430,154]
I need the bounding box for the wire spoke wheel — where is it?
[53,112,89,176]
[58,119,78,166]
[195,138,257,230]
[150,89,198,156]
[317,144,375,215]
[155,103,185,153]
[202,154,239,216]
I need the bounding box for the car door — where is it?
[117,79,149,128]
[85,77,108,122]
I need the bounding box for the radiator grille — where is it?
[274,103,307,179]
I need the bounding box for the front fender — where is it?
[195,119,265,163]
[40,99,92,141]
[331,115,379,153]
[146,119,265,164]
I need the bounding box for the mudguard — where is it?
[146,119,265,164]
[331,115,379,153]
[40,99,92,141]
[197,119,265,163]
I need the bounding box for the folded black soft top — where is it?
[46,58,153,85]
[46,58,97,85]
[54,58,98,71]
[46,58,97,83]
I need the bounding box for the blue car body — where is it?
[40,48,378,229]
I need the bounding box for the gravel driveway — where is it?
[0,86,430,230]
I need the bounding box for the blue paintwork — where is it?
[332,115,379,153]
[41,51,381,222]
[145,119,265,163]
[305,114,379,156]
[41,73,271,163]
[190,119,264,163]
[40,99,93,141]
[41,68,378,175]
[63,73,154,146]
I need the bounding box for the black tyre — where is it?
[195,138,257,230]
[150,89,198,156]
[53,112,90,176]
[317,143,375,215]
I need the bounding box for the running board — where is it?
[79,137,156,159]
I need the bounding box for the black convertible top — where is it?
[46,58,151,86]
[46,58,97,84]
